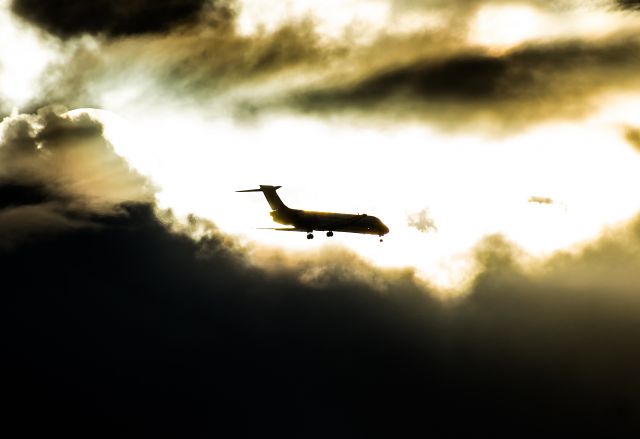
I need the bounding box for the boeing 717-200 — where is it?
[237,185,389,241]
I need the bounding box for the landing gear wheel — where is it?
[379,237,384,242]
[326,231,334,237]
[307,233,314,240]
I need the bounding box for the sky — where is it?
[3,0,640,436]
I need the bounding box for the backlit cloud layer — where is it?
[8,0,639,133]
[3,1,640,436]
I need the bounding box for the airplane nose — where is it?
[382,225,390,235]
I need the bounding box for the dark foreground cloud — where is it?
[2,109,640,436]
[11,0,234,39]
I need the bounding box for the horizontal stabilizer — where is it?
[236,185,282,193]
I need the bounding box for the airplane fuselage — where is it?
[271,208,389,236]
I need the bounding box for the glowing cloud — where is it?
[0,4,57,108]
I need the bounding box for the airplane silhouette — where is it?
[237,185,390,241]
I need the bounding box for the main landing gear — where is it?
[307,232,333,239]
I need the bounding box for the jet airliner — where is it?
[237,185,389,241]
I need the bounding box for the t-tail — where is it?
[236,185,289,211]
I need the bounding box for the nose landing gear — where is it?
[326,231,334,237]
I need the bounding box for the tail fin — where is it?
[236,185,288,211]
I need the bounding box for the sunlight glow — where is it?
[469,4,544,50]
[0,4,57,108]
[468,4,640,52]
[236,0,440,44]
[84,99,640,290]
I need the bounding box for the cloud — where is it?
[5,198,640,436]
[289,34,640,132]
[0,107,153,244]
[618,0,640,10]
[624,125,640,152]
[528,196,554,204]
[0,106,153,203]
[407,208,438,233]
[3,108,640,435]
[39,28,640,134]
[10,0,234,39]
[0,181,86,246]
[28,19,333,113]
[390,0,585,9]
[14,0,640,135]
[0,89,10,117]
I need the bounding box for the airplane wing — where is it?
[257,228,306,232]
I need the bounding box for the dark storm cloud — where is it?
[0,182,51,209]
[624,125,640,151]
[4,195,640,435]
[290,35,640,132]
[10,0,234,39]
[3,112,640,436]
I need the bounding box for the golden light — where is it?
[0,3,57,108]
[468,4,640,52]
[469,4,543,51]
[79,97,640,291]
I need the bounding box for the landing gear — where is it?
[307,233,314,240]
[326,231,334,237]
[379,236,384,242]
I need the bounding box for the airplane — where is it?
[237,185,390,241]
